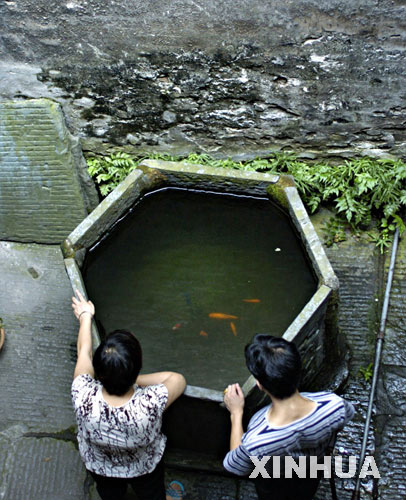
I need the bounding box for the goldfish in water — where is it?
[230,321,237,336]
[209,312,238,320]
[172,323,182,330]
[243,299,261,303]
[200,330,208,337]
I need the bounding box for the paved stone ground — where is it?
[317,233,381,500]
[374,235,406,499]
[0,226,404,499]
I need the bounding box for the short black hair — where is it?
[245,334,302,399]
[93,330,142,396]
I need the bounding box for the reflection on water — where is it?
[84,188,317,391]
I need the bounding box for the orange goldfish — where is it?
[200,330,208,337]
[172,323,182,330]
[243,299,261,303]
[209,312,238,320]
[230,321,237,336]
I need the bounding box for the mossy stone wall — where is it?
[0,99,98,243]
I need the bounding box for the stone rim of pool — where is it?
[62,159,339,404]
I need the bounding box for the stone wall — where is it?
[1,0,405,159]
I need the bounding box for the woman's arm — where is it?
[224,383,245,450]
[71,290,95,379]
[136,371,186,409]
[136,372,177,386]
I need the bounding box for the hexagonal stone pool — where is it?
[62,159,339,464]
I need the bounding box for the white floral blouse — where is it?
[71,374,168,478]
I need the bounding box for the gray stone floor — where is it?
[0,228,405,499]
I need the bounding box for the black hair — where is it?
[93,330,142,396]
[244,334,302,399]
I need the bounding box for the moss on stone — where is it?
[61,238,76,259]
[266,174,296,210]
[136,163,168,185]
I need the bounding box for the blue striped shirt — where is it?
[223,391,355,476]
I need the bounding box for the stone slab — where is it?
[382,368,406,413]
[0,425,28,500]
[324,237,380,368]
[0,241,78,431]
[310,221,380,499]
[381,235,406,367]
[375,416,406,500]
[0,99,98,243]
[3,437,86,500]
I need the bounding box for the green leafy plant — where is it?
[86,151,406,252]
[322,217,348,247]
[368,213,406,252]
[87,151,181,196]
[87,152,138,196]
[358,362,373,383]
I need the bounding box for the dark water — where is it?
[84,188,317,391]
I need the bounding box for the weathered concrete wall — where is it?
[0,0,405,159]
[0,99,99,243]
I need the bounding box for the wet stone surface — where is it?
[0,100,98,244]
[374,236,406,500]
[375,417,406,500]
[4,437,85,500]
[0,241,78,432]
[311,217,381,499]
[382,369,406,412]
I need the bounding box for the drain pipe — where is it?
[351,228,400,500]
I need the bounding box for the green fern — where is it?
[87,152,138,196]
[358,362,373,383]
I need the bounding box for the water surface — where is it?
[84,188,317,391]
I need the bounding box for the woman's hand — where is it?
[224,383,245,416]
[72,290,95,379]
[72,290,95,321]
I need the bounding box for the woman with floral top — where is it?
[71,290,186,500]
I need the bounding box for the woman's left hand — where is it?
[72,290,95,321]
[224,383,245,416]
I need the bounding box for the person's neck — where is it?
[266,390,316,427]
[102,386,135,407]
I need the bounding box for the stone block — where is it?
[0,99,98,243]
[0,241,78,431]
[3,437,86,500]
